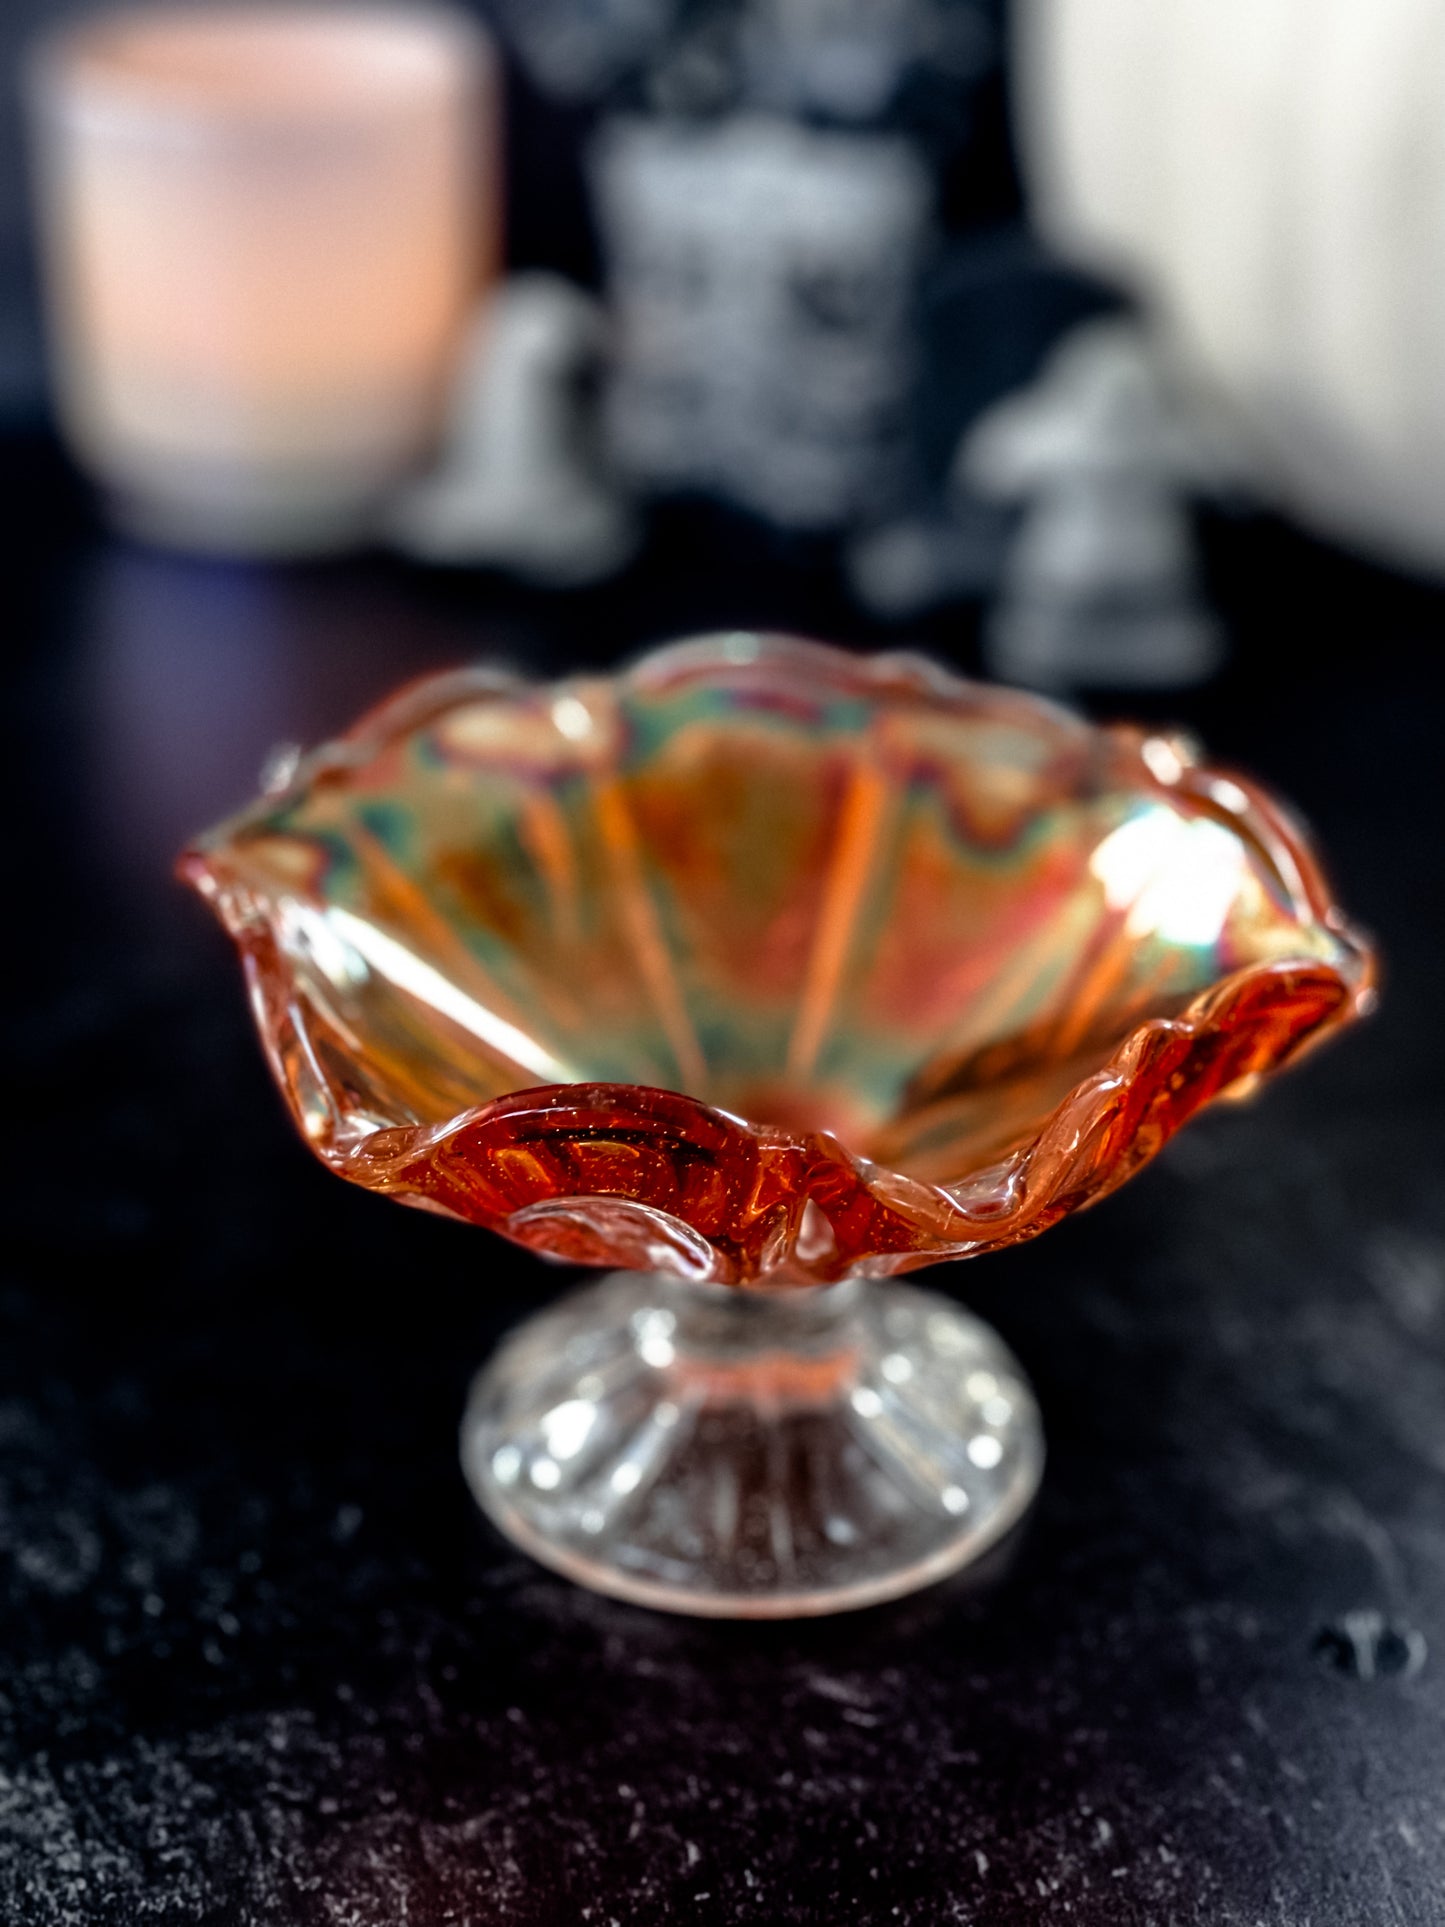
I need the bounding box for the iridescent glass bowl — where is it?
[181,635,1375,1616]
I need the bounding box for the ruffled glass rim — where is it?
[181,636,1377,1287]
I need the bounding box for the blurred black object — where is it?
[568,0,1022,535]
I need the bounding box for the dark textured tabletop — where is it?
[2,435,1443,1926]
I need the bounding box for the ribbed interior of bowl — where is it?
[181,636,1374,1284]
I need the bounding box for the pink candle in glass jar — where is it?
[28,4,498,555]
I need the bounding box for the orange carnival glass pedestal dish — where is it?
[181,636,1375,1616]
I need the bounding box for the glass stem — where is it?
[643,1273,867,1403]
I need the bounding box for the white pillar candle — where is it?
[28,4,498,554]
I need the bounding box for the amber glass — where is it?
[181,634,1374,1286]
[182,635,1374,1615]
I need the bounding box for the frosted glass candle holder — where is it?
[27,4,497,556]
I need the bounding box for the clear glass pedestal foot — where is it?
[461,1270,1044,1618]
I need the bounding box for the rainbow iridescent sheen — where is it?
[181,635,1375,1285]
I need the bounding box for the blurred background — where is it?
[10,0,1445,706]
[7,0,1445,734]
[5,0,1444,906]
